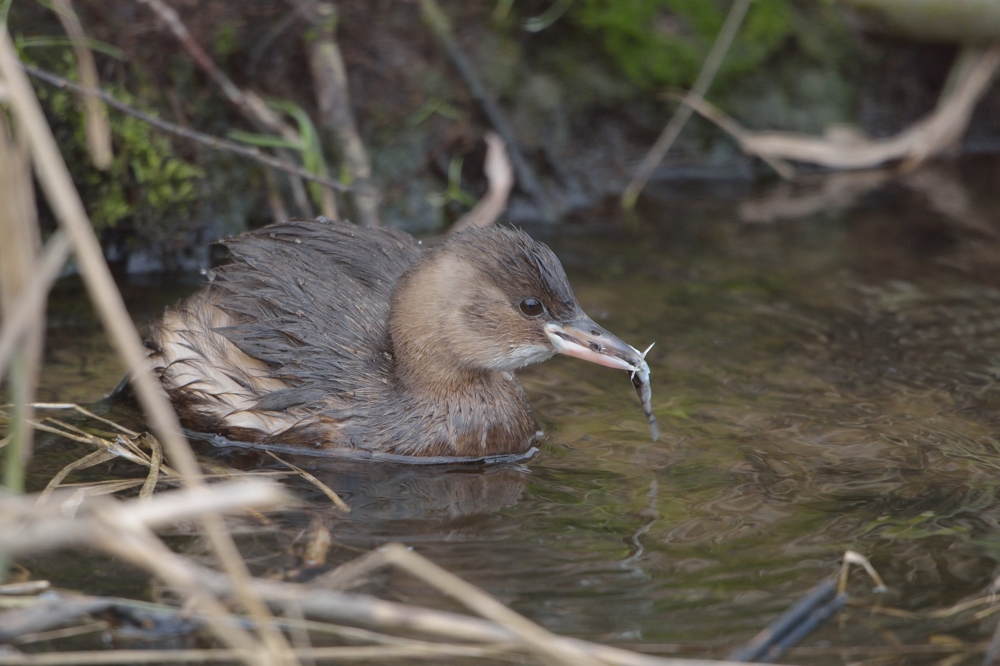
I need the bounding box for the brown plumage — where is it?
[145,218,648,459]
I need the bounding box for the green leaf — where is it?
[20,35,126,60]
[228,130,303,151]
[267,98,330,208]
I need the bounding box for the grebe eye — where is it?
[519,297,543,317]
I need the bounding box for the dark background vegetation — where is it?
[5,0,998,269]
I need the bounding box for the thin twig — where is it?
[622,0,752,209]
[305,5,377,226]
[135,0,337,214]
[676,43,1000,172]
[985,611,1000,665]
[136,0,254,118]
[0,112,44,494]
[27,402,140,438]
[35,449,117,505]
[420,0,553,221]
[380,543,602,666]
[50,0,111,169]
[178,553,742,666]
[9,620,110,645]
[0,231,69,384]
[0,480,290,567]
[22,64,357,193]
[0,644,514,664]
[266,451,349,513]
[91,521,270,665]
[139,434,163,501]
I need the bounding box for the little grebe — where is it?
[146,218,651,458]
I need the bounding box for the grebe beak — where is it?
[544,318,643,372]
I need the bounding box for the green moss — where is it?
[566,0,860,134]
[24,47,204,242]
[572,0,795,90]
[212,23,239,62]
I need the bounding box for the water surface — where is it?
[19,157,1000,660]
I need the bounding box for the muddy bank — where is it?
[7,1,1000,268]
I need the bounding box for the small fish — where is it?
[629,343,659,442]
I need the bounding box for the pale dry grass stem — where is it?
[266,451,349,513]
[0,25,301,664]
[0,482,732,666]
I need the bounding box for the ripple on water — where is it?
[26,166,1000,649]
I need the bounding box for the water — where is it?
[17,157,1000,659]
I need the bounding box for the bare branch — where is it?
[23,64,358,194]
[622,0,753,209]
[449,132,513,233]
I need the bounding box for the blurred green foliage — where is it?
[229,98,333,211]
[567,0,860,133]
[571,0,797,89]
[25,48,204,240]
[212,23,239,62]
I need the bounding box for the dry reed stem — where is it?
[267,451,349,513]
[0,597,115,643]
[0,232,72,383]
[0,482,290,663]
[377,543,603,666]
[49,0,111,169]
[315,546,609,666]
[866,595,998,621]
[36,416,118,444]
[310,547,384,591]
[0,479,289,554]
[1,591,437,650]
[186,558,721,665]
[621,0,752,208]
[2,539,737,666]
[677,43,1000,173]
[24,419,113,448]
[838,550,886,595]
[117,434,175,474]
[306,13,377,226]
[0,643,516,664]
[0,27,295,664]
[55,478,145,497]
[449,132,513,233]
[29,403,141,438]
[90,520,269,665]
[16,416,178,479]
[139,434,163,501]
[0,112,44,494]
[282,598,316,666]
[0,486,288,662]
[0,581,49,595]
[35,449,116,504]
[9,620,109,645]
[300,515,332,569]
